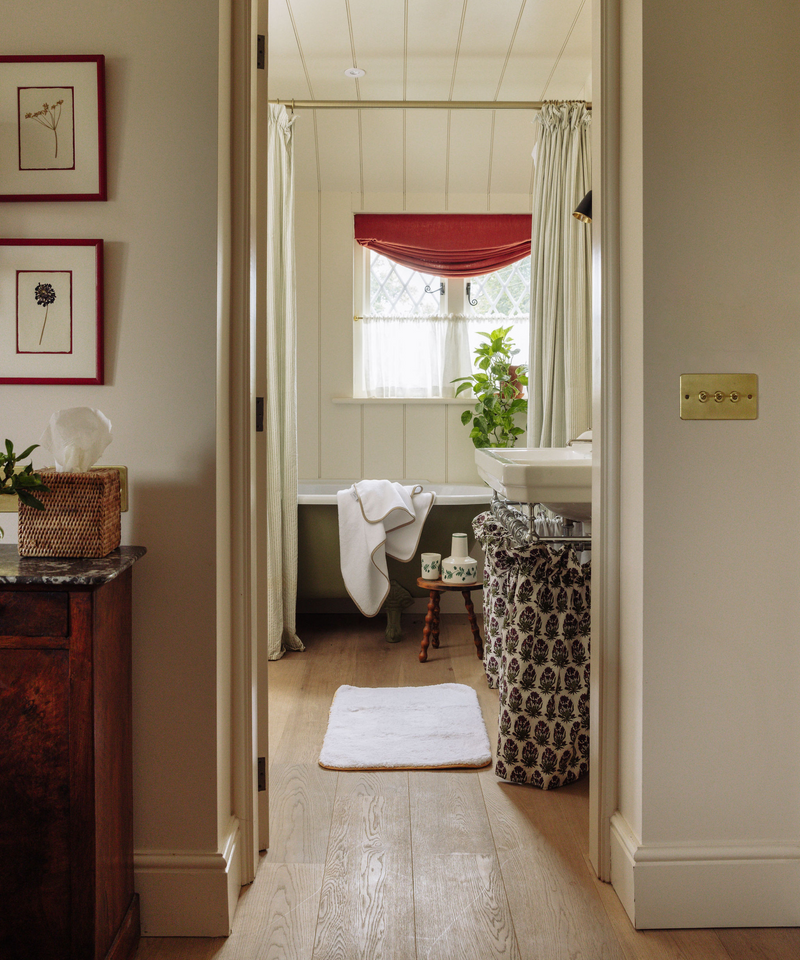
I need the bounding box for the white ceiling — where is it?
[268,0,592,201]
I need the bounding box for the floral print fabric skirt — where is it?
[472,511,590,789]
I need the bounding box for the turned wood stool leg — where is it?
[462,589,483,659]
[420,590,437,662]
[431,590,440,648]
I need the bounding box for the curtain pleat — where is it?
[266,104,304,660]
[355,213,532,277]
[528,103,592,448]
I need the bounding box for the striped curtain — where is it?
[528,103,592,447]
[266,104,304,659]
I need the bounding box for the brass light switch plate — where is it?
[680,374,758,420]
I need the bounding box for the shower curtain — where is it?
[266,103,304,660]
[528,102,592,448]
[473,511,590,789]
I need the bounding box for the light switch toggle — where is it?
[680,374,758,420]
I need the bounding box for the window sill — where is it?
[332,397,476,405]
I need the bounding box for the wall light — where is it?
[573,190,592,223]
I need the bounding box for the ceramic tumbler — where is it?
[421,553,441,579]
[450,533,469,558]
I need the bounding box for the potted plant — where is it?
[0,440,49,538]
[452,326,528,448]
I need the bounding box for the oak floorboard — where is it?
[409,770,496,856]
[135,938,225,960]
[264,762,337,864]
[137,615,795,960]
[312,793,415,960]
[411,771,520,960]
[413,853,520,960]
[272,620,359,766]
[716,928,800,960]
[480,772,626,960]
[335,768,410,799]
[217,862,324,960]
[267,649,308,766]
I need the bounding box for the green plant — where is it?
[1,440,49,509]
[452,326,528,448]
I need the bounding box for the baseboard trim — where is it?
[134,817,242,936]
[610,811,800,928]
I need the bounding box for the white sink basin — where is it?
[475,445,592,521]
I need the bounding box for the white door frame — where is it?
[226,0,624,887]
[589,0,622,881]
[222,0,262,884]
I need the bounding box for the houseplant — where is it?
[0,440,49,538]
[452,326,528,448]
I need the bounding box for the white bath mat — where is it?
[319,683,492,770]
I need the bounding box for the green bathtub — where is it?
[296,482,491,602]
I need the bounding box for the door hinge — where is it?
[257,35,265,70]
[258,756,266,791]
[255,397,264,432]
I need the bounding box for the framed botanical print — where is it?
[0,239,104,384]
[0,55,106,201]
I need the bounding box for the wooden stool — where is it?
[417,577,484,663]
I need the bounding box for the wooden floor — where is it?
[136,613,800,960]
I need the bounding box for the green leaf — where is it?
[461,409,473,425]
[16,489,46,510]
[5,439,13,457]
[17,444,39,460]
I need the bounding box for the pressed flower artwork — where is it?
[16,271,72,354]
[1,56,105,200]
[1,239,102,384]
[18,87,75,170]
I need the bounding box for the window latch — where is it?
[466,281,478,306]
[424,282,445,295]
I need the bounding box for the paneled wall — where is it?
[295,189,532,484]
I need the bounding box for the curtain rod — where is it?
[269,98,591,111]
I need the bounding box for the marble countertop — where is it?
[0,545,146,586]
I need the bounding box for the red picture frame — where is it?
[0,55,106,202]
[0,239,104,385]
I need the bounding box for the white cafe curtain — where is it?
[528,102,592,447]
[361,314,472,398]
[266,103,304,659]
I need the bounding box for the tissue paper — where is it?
[40,407,113,473]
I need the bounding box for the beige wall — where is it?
[614,0,800,926]
[295,189,533,484]
[1,0,227,934]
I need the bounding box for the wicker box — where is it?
[18,468,121,558]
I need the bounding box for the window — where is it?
[355,246,530,399]
[353,213,531,399]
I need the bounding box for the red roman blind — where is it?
[354,213,532,278]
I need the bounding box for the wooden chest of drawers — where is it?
[0,547,145,960]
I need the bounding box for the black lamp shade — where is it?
[573,190,592,223]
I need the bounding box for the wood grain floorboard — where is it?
[410,771,519,959]
[480,771,627,960]
[136,614,795,960]
[312,793,415,960]
[414,853,519,960]
[264,762,337,864]
[716,927,800,960]
[266,649,308,770]
[134,938,225,959]
[219,862,325,960]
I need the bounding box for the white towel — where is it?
[337,480,435,617]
